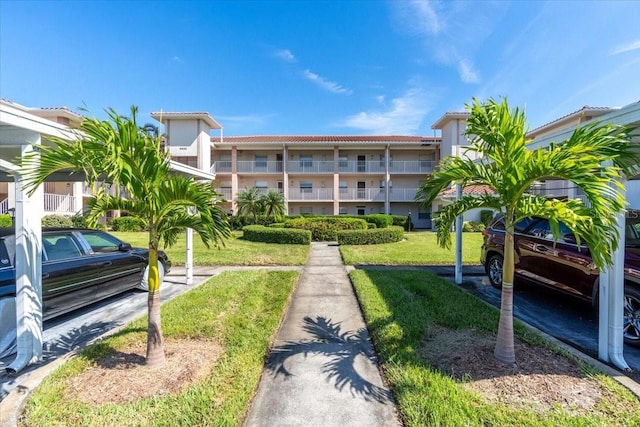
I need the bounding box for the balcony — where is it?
[237,161,283,174]
[338,160,385,174]
[288,188,334,201]
[211,160,435,175]
[44,193,78,214]
[287,161,334,174]
[338,188,385,202]
[388,188,420,202]
[389,161,434,174]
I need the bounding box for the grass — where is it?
[340,231,484,265]
[112,231,310,266]
[350,268,640,427]
[21,270,299,427]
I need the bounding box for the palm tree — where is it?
[22,106,231,367]
[416,97,638,364]
[236,187,265,220]
[261,189,286,220]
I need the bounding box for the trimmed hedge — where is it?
[0,214,11,227]
[337,226,405,245]
[109,216,147,232]
[229,215,273,230]
[285,216,368,241]
[462,221,485,232]
[242,225,311,245]
[42,214,74,228]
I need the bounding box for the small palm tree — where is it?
[22,106,231,367]
[236,187,265,219]
[261,189,286,220]
[416,97,638,364]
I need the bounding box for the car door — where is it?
[42,231,99,319]
[78,231,147,300]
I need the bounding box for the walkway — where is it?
[243,242,401,426]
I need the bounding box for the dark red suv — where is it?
[480,215,640,347]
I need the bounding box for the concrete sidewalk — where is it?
[243,242,401,427]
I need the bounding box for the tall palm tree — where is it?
[261,189,286,220]
[236,187,264,219]
[22,106,231,367]
[416,97,638,364]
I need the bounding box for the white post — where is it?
[185,227,193,285]
[7,143,44,373]
[455,184,463,284]
[599,269,610,362]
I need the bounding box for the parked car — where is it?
[481,215,640,347]
[0,227,171,321]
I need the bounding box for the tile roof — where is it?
[441,184,495,196]
[218,135,440,144]
[527,106,616,137]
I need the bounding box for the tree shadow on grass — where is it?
[265,315,394,403]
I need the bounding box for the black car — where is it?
[0,228,171,320]
[480,215,640,347]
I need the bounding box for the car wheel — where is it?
[623,286,640,347]
[486,254,503,289]
[138,262,165,291]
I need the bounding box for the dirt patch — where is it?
[419,325,623,414]
[64,338,221,405]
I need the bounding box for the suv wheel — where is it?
[486,254,503,289]
[624,286,640,347]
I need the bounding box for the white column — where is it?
[8,143,44,372]
[73,181,83,214]
[185,227,193,285]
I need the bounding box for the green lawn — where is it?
[340,231,483,265]
[22,270,299,427]
[112,231,310,266]
[350,269,640,426]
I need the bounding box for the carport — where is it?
[0,101,215,372]
[452,100,640,371]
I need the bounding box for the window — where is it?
[300,207,313,215]
[300,155,313,168]
[356,206,366,216]
[255,155,267,168]
[300,181,313,193]
[45,234,82,260]
[339,207,348,215]
[255,181,269,189]
[339,181,348,194]
[339,156,348,168]
[82,231,122,253]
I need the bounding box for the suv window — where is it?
[44,234,82,260]
[82,231,123,253]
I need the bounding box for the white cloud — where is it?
[402,0,441,35]
[171,56,183,63]
[340,85,432,134]
[275,49,297,62]
[609,39,640,56]
[458,59,479,84]
[303,69,352,95]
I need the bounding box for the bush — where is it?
[462,221,485,232]
[480,210,495,226]
[0,214,11,227]
[285,216,368,241]
[337,226,405,245]
[109,216,147,232]
[242,225,311,245]
[229,215,272,230]
[364,214,393,228]
[390,215,412,231]
[42,214,74,228]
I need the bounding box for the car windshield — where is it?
[626,215,640,247]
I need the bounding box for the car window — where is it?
[515,217,539,233]
[82,231,124,253]
[626,217,640,246]
[0,236,12,268]
[525,218,573,240]
[44,234,82,260]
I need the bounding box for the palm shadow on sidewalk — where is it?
[265,316,394,403]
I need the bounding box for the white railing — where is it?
[338,188,386,201]
[389,188,419,202]
[389,161,434,174]
[288,188,334,201]
[287,161,334,174]
[236,161,283,174]
[338,161,385,174]
[0,198,7,214]
[217,188,232,200]
[44,193,76,214]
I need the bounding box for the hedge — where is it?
[242,225,311,245]
[42,214,74,228]
[0,214,11,227]
[337,226,405,245]
[285,216,368,241]
[109,216,147,232]
[462,221,485,232]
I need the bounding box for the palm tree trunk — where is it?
[145,246,165,367]
[494,229,516,364]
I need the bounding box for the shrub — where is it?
[462,221,485,232]
[390,215,412,230]
[229,215,272,230]
[42,214,74,228]
[285,216,368,241]
[337,226,405,245]
[109,216,147,232]
[242,225,311,245]
[480,210,495,226]
[0,214,11,227]
[364,214,393,228]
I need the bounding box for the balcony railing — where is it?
[338,188,385,201]
[44,193,77,214]
[211,160,434,175]
[388,188,419,202]
[288,188,334,201]
[0,198,7,214]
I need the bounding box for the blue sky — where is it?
[1,0,639,136]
